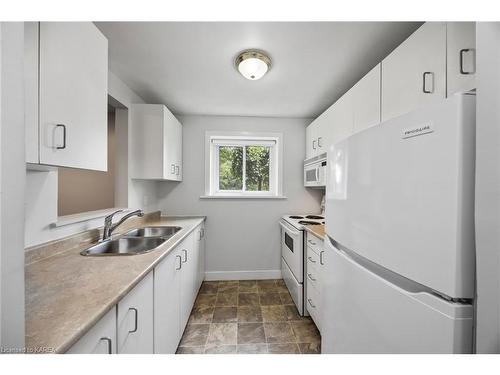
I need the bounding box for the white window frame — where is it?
[204,131,284,198]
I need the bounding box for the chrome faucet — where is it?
[102,209,144,241]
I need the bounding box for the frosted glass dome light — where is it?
[235,50,272,80]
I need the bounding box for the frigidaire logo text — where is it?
[402,124,434,139]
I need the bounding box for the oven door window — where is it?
[284,232,294,253]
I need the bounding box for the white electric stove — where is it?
[280,214,325,315]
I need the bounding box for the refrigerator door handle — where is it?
[327,236,471,305]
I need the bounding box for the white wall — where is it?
[25,71,158,247]
[475,22,500,353]
[157,115,322,280]
[0,22,25,350]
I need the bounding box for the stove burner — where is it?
[298,220,321,226]
[289,215,304,219]
[305,215,324,220]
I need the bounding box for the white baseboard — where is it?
[204,269,282,281]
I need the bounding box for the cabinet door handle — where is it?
[171,164,176,174]
[318,137,322,148]
[307,298,316,309]
[320,251,324,265]
[312,140,316,150]
[99,337,112,354]
[308,239,317,246]
[201,228,205,238]
[307,273,316,282]
[307,256,316,264]
[56,124,67,149]
[175,254,182,270]
[128,308,138,333]
[182,249,188,263]
[422,72,434,94]
[176,165,180,175]
[460,48,475,75]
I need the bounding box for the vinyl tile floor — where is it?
[176,279,321,354]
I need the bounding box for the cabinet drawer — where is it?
[307,246,320,272]
[306,233,323,254]
[306,266,320,292]
[306,283,321,331]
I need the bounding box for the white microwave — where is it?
[304,154,327,187]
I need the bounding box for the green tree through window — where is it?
[218,145,270,191]
[219,146,243,190]
[246,146,270,191]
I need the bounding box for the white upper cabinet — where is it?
[306,65,379,159]
[447,22,476,96]
[352,64,381,134]
[315,105,335,155]
[327,90,353,149]
[36,22,108,170]
[381,22,446,122]
[306,92,352,160]
[305,122,317,159]
[130,104,183,181]
[117,272,154,354]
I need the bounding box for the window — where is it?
[205,132,283,198]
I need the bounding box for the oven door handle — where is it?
[279,221,301,236]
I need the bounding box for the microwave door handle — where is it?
[316,166,320,182]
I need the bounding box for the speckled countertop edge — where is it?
[303,224,326,240]
[25,215,206,354]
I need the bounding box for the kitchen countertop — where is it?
[304,224,326,240]
[25,215,205,354]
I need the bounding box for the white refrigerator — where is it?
[323,94,476,354]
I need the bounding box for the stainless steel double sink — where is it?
[80,226,182,256]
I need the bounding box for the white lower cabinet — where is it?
[195,223,206,292]
[305,232,324,332]
[67,224,206,354]
[154,248,182,354]
[117,272,154,354]
[153,225,205,353]
[180,234,197,330]
[67,307,117,354]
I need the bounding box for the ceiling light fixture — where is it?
[235,50,272,81]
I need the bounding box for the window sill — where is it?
[199,195,287,200]
[52,208,130,228]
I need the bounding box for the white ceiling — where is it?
[96,22,422,118]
